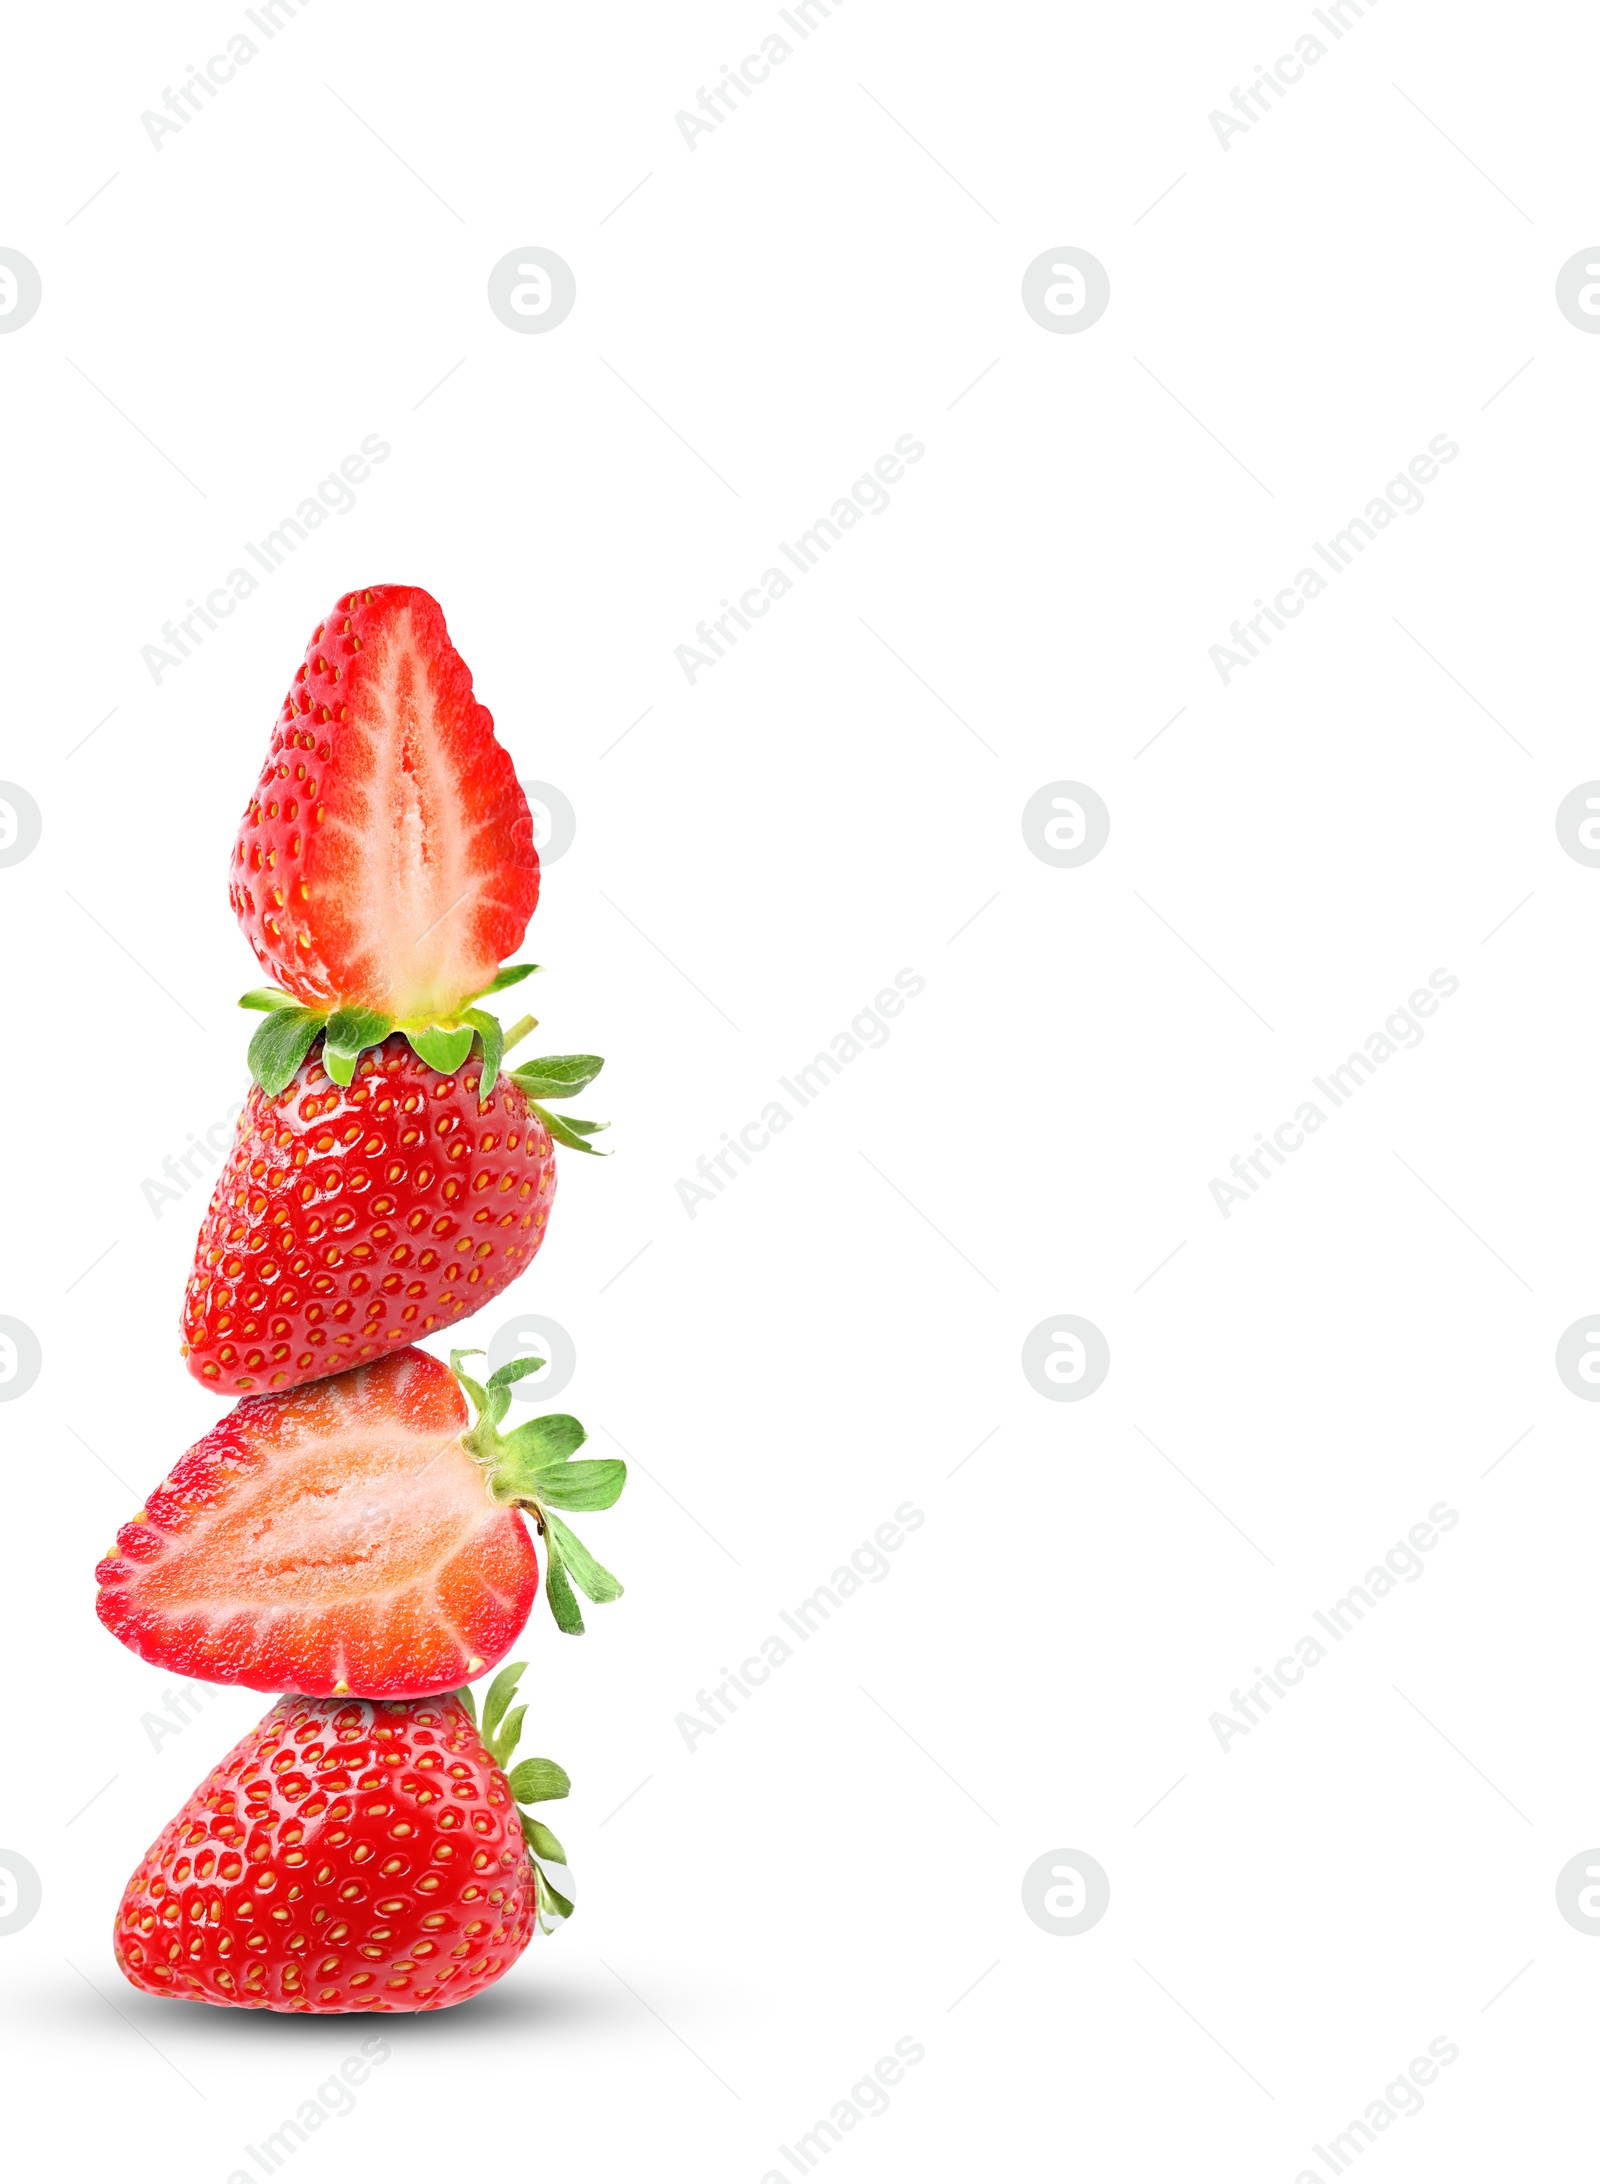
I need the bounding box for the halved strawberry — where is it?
[230,586,538,1023]
[96,1347,626,1698]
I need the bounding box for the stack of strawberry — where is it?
[96,587,618,2013]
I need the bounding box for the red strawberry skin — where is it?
[114,1694,540,2012]
[180,1035,557,1396]
[96,1350,540,1698]
[229,586,538,1022]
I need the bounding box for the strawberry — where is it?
[113,1666,575,2012]
[180,1027,605,1397]
[97,1347,626,1697]
[229,585,538,1025]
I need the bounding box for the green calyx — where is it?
[239,963,610,1150]
[456,1661,574,1932]
[449,1349,625,1638]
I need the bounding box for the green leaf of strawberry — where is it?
[249,1006,327,1097]
[499,1413,588,1470]
[491,1703,527,1771]
[531,1858,575,1924]
[480,1660,526,1747]
[473,962,542,996]
[511,1054,604,1099]
[323,1005,394,1086]
[460,1007,504,1107]
[532,1104,611,1156]
[407,1023,475,1073]
[445,1356,625,1639]
[507,1756,570,1803]
[456,1661,574,1933]
[530,1459,627,1512]
[486,1355,548,1392]
[448,1348,490,1417]
[239,985,297,1012]
[544,1544,585,1635]
[504,1050,612,1154]
[524,1816,567,1862]
[543,1511,624,1605]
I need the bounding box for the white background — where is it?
[1,2,1597,2178]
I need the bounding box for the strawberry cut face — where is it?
[230,586,538,1022]
[96,1350,540,1699]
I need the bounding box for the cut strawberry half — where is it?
[230,586,538,1023]
[96,1347,626,1698]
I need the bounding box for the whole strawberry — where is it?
[181,1032,602,1396]
[114,1668,574,2013]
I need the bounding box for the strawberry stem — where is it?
[448,1350,626,1637]
[455,1663,574,1932]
